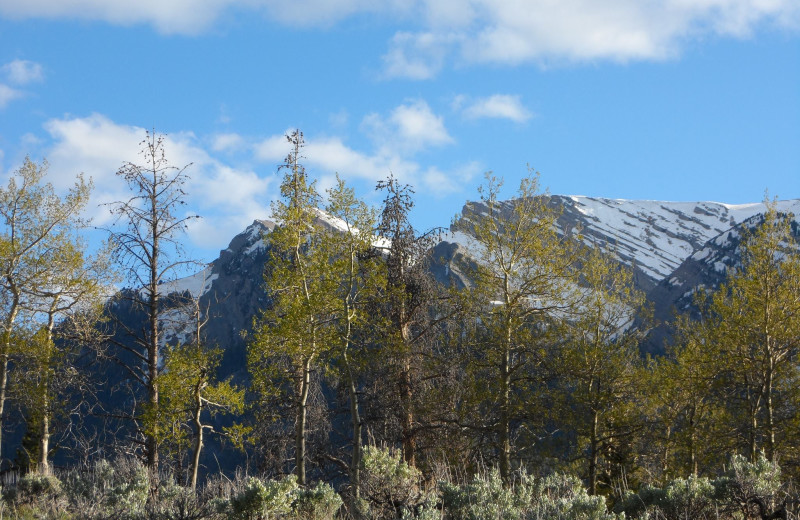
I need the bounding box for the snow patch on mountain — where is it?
[565,197,800,282]
[159,269,218,298]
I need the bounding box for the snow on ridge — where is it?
[158,268,218,298]
[563,196,800,281]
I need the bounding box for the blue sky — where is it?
[0,0,798,263]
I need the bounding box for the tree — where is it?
[323,175,384,503]
[249,130,336,486]
[105,132,198,475]
[556,247,648,495]
[157,291,245,490]
[20,237,112,475]
[0,157,91,465]
[645,313,734,480]
[456,170,580,484]
[702,204,800,462]
[374,175,440,469]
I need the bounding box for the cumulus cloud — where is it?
[362,99,453,154]
[254,101,473,197]
[382,0,800,76]
[40,114,274,253]
[1,60,44,85]
[456,94,533,123]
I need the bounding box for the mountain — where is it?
[159,196,800,363]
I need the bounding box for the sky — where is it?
[0,0,798,264]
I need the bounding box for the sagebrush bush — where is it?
[440,470,619,520]
[294,481,342,520]
[357,446,429,519]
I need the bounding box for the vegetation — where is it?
[1,131,800,519]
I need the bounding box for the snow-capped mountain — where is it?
[435,196,800,291]
[159,196,800,360]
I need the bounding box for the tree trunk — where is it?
[400,345,415,468]
[765,358,775,462]
[190,380,204,491]
[688,403,697,477]
[37,310,57,475]
[296,356,312,486]
[0,289,19,462]
[348,363,362,500]
[499,318,512,485]
[147,179,160,476]
[589,409,599,495]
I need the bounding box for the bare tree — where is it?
[105,132,198,475]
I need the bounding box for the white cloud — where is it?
[2,60,44,85]
[0,84,22,109]
[1,1,796,66]
[254,102,470,198]
[40,114,274,255]
[211,132,245,153]
[381,0,800,77]
[458,94,533,123]
[381,32,459,80]
[362,99,453,154]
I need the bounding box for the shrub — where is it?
[440,470,619,520]
[358,446,428,519]
[228,475,298,520]
[61,457,150,519]
[294,481,343,520]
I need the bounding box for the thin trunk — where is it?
[343,303,362,500]
[400,333,415,468]
[749,405,758,463]
[147,173,160,476]
[0,288,19,461]
[190,381,203,491]
[296,356,312,486]
[347,356,362,500]
[589,409,599,495]
[688,404,697,477]
[499,317,512,485]
[765,358,775,461]
[37,309,57,475]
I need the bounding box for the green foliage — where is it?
[441,470,619,520]
[62,457,150,518]
[228,475,298,520]
[294,481,343,520]
[4,473,63,506]
[358,446,428,519]
[556,247,649,494]
[616,453,786,519]
[455,170,582,481]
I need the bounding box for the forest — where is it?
[0,130,798,519]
